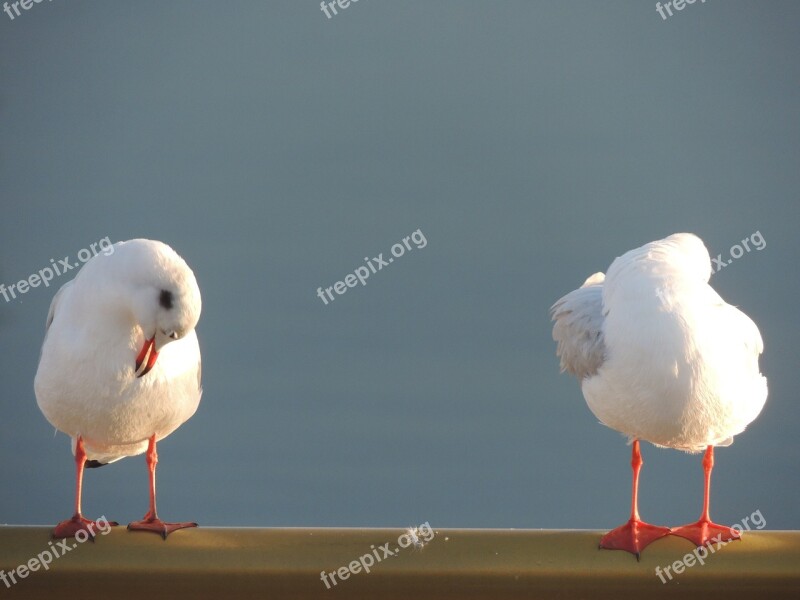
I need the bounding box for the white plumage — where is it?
[552,233,767,452]
[35,238,203,538]
[35,239,202,464]
[551,233,768,557]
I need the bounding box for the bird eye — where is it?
[159,290,174,310]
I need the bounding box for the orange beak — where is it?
[135,336,159,378]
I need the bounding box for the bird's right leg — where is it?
[671,446,740,547]
[599,439,671,559]
[127,434,197,539]
[53,436,118,539]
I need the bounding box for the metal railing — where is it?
[1,527,799,598]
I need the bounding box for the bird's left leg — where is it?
[128,434,197,539]
[671,445,740,547]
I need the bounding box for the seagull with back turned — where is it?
[551,233,767,558]
[35,239,203,539]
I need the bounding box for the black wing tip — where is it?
[84,460,108,469]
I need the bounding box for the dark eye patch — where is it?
[159,289,174,310]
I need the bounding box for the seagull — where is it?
[35,239,203,539]
[551,233,767,558]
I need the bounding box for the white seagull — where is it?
[551,233,767,558]
[35,239,203,539]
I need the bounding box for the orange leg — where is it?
[127,435,197,539]
[599,440,671,559]
[53,436,118,539]
[671,446,740,547]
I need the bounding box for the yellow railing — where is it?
[1,527,799,598]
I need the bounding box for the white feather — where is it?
[35,239,202,464]
[552,233,767,452]
[551,272,606,380]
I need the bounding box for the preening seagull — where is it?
[35,239,203,539]
[551,233,767,558]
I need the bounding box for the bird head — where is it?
[114,241,201,378]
